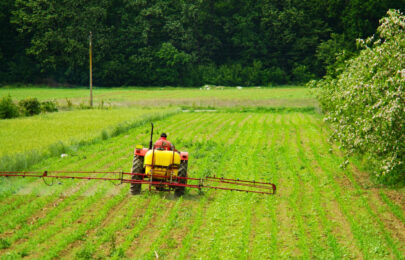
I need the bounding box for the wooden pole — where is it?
[89,31,93,107]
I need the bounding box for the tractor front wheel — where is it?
[131,155,144,195]
[174,160,188,197]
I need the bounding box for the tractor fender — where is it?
[180,152,189,160]
[134,148,149,156]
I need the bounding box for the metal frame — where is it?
[0,170,276,195]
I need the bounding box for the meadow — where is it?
[0,108,176,157]
[0,87,404,259]
[0,86,316,108]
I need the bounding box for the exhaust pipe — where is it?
[149,123,154,149]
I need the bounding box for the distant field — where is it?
[0,86,316,108]
[0,108,176,158]
[0,88,96,101]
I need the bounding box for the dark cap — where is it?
[161,133,167,138]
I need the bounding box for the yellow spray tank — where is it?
[144,150,181,179]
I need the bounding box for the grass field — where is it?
[0,87,404,259]
[0,108,176,157]
[0,86,316,108]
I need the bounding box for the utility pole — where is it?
[89,31,93,107]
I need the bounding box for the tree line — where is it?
[0,0,403,86]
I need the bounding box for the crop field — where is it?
[0,87,316,108]
[0,108,176,158]
[0,105,404,259]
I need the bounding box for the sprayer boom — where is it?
[0,170,276,195]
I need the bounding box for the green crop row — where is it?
[0,111,404,259]
[72,195,150,258]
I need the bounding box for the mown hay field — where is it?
[0,87,404,259]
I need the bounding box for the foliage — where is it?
[0,0,402,86]
[18,97,41,116]
[315,33,355,77]
[291,64,315,83]
[40,100,58,113]
[311,10,405,181]
[198,62,290,86]
[0,94,19,119]
[0,0,39,84]
[0,238,10,249]
[1,95,57,119]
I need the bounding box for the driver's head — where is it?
[161,133,167,138]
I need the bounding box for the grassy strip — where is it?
[142,198,183,259]
[2,117,148,246]
[170,116,239,259]
[114,195,160,258]
[177,119,246,258]
[0,193,38,217]
[0,109,179,173]
[234,118,264,259]
[177,197,207,259]
[379,192,405,224]
[0,130,139,253]
[0,141,129,235]
[1,188,108,258]
[295,120,347,258]
[0,192,63,234]
[180,106,316,114]
[0,178,33,200]
[342,167,403,259]
[42,188,128,259]
[204,192,232,259]
[307,131,394,258]
[281,119,311,258]
[192,117,256,258]
[73,196,149,259]
[0,115,158,233]
[305,112,403,258]
[267,115,280,258]
[2,181,97,246]
[0,136,127,210]
[219,116,260,258]
[247,115,278,258]
[16,133,142,258]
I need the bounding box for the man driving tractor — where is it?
[154,133,174,151]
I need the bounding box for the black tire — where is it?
[174,160,188,197]
[131,155,144,195]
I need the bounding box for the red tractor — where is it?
[130,123,189,196]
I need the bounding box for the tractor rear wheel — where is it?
[131,155,144,195]
[174,160,188,197]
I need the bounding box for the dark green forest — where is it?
[0,0,403,86]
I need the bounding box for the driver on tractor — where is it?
[154,133,174,151]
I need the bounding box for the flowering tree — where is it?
[311,9,404,182]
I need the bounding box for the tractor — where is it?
[130,123,189,196]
